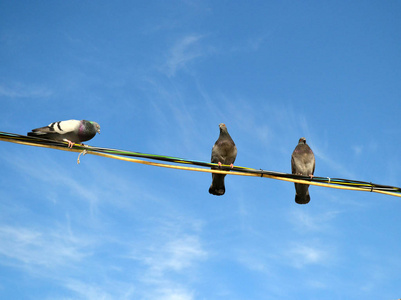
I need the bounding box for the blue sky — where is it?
[1,1,401,299]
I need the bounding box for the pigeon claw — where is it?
[230,163,234,169]
[67,140,75,148]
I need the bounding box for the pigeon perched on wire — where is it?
[27,119,100,148]
[209,123,237,196]
[291,137,315,204]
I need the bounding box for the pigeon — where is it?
[209,123,237,196]
[291,137,315,204]
[27,119,100,148]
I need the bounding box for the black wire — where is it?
[1,131,400,195]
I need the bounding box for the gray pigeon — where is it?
[291,137,315,204]
[28,119,100,148]
[209,123,237,196]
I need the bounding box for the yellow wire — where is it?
[93,151,401,197]
[1,137,400,198]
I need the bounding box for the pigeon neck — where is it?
[220,130,233,141]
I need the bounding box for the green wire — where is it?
[1,131,401,195]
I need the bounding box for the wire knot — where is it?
[77,149,87,164]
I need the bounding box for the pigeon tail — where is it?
[209,185,225,196]
[209,174,226,196]
[27,131,61,140]
[27,132,38,137]
[295,193,310,204]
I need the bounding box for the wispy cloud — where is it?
[136,76,212,158]
[140,285,195,300]
[0,224,90,269]
[0,83,52,98]
[288,208,340,233]
[141,235,207,275]
[236,249,272,274]
[0,148,206,299]
[61,279,136,300]
[5,152,101,217]
[163,35,207,77]
[352,145,363,156]
[126,214,207,276]
[0,148,158,220]
[230,34,272,53]
[312,146,356,179]
[124,215,207,300]
[285,243,330,268]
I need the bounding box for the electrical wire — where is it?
[1,131,400,198]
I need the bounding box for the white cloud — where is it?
[164,235,207,270]
[123,216,207,300]
[306,279,328,289]
[288,209,340,233]
[313,146,356,179]
[164,35,205,77]
[230,34,272,53]
[286,243,328,268]
[0,83,52,98]
[236,250,270,274]
[0,149,154,220]
[62,280,134,300]
[0,224,90,269]
[131,234,207,276]
[352,145,363,156]
[4,151,101,217]
[0,148,204,299]
[149,287,194,300]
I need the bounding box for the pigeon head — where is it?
[219,123,227,131]
[90,121,101,134]
[298,137,306,144]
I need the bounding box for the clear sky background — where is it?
[1,1,401,299]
